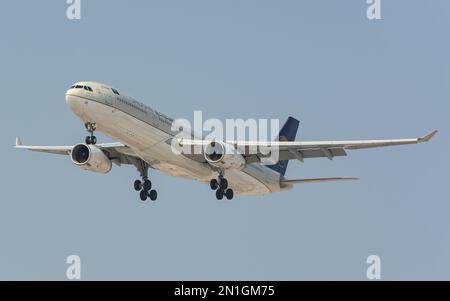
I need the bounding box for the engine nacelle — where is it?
[70,144,112,174]
[204,141,246,170]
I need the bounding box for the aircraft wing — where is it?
[178,130,437,163]
[14,137,139,165]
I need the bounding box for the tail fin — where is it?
[267,116,300,176]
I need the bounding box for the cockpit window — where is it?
[111,88,120,95]
[70,85,93,91]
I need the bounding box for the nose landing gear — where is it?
[85,122,97,145]
[210,172,234,200]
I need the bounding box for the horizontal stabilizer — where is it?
[281,177,359,184]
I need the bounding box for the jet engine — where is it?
[70,144,112,173]
[204,141,246,170]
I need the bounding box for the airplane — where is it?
[15,81,437,201]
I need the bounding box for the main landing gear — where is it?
[85,122,97,145]
[210,172,234,200]
[133,160,158,201]
[135,178,157,201]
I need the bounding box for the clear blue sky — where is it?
[0,0,448,280]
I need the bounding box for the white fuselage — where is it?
[65,82,287,196]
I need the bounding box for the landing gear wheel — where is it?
[216,189,224,200]
[139,190,148,201]
[133,159,158,202]
[149,190,157,201]
[143,179,152,191]
[225,189,234,200]
[134,180,142,191]
[84,123,97,145]
[85,135,96,144]
[220,178,228,190]
[210,179,219,190]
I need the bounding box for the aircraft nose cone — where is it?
[65,90,75,105]
[65,92,84,117]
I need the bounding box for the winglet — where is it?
[418,130,438,143]
[15,137,22,147]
